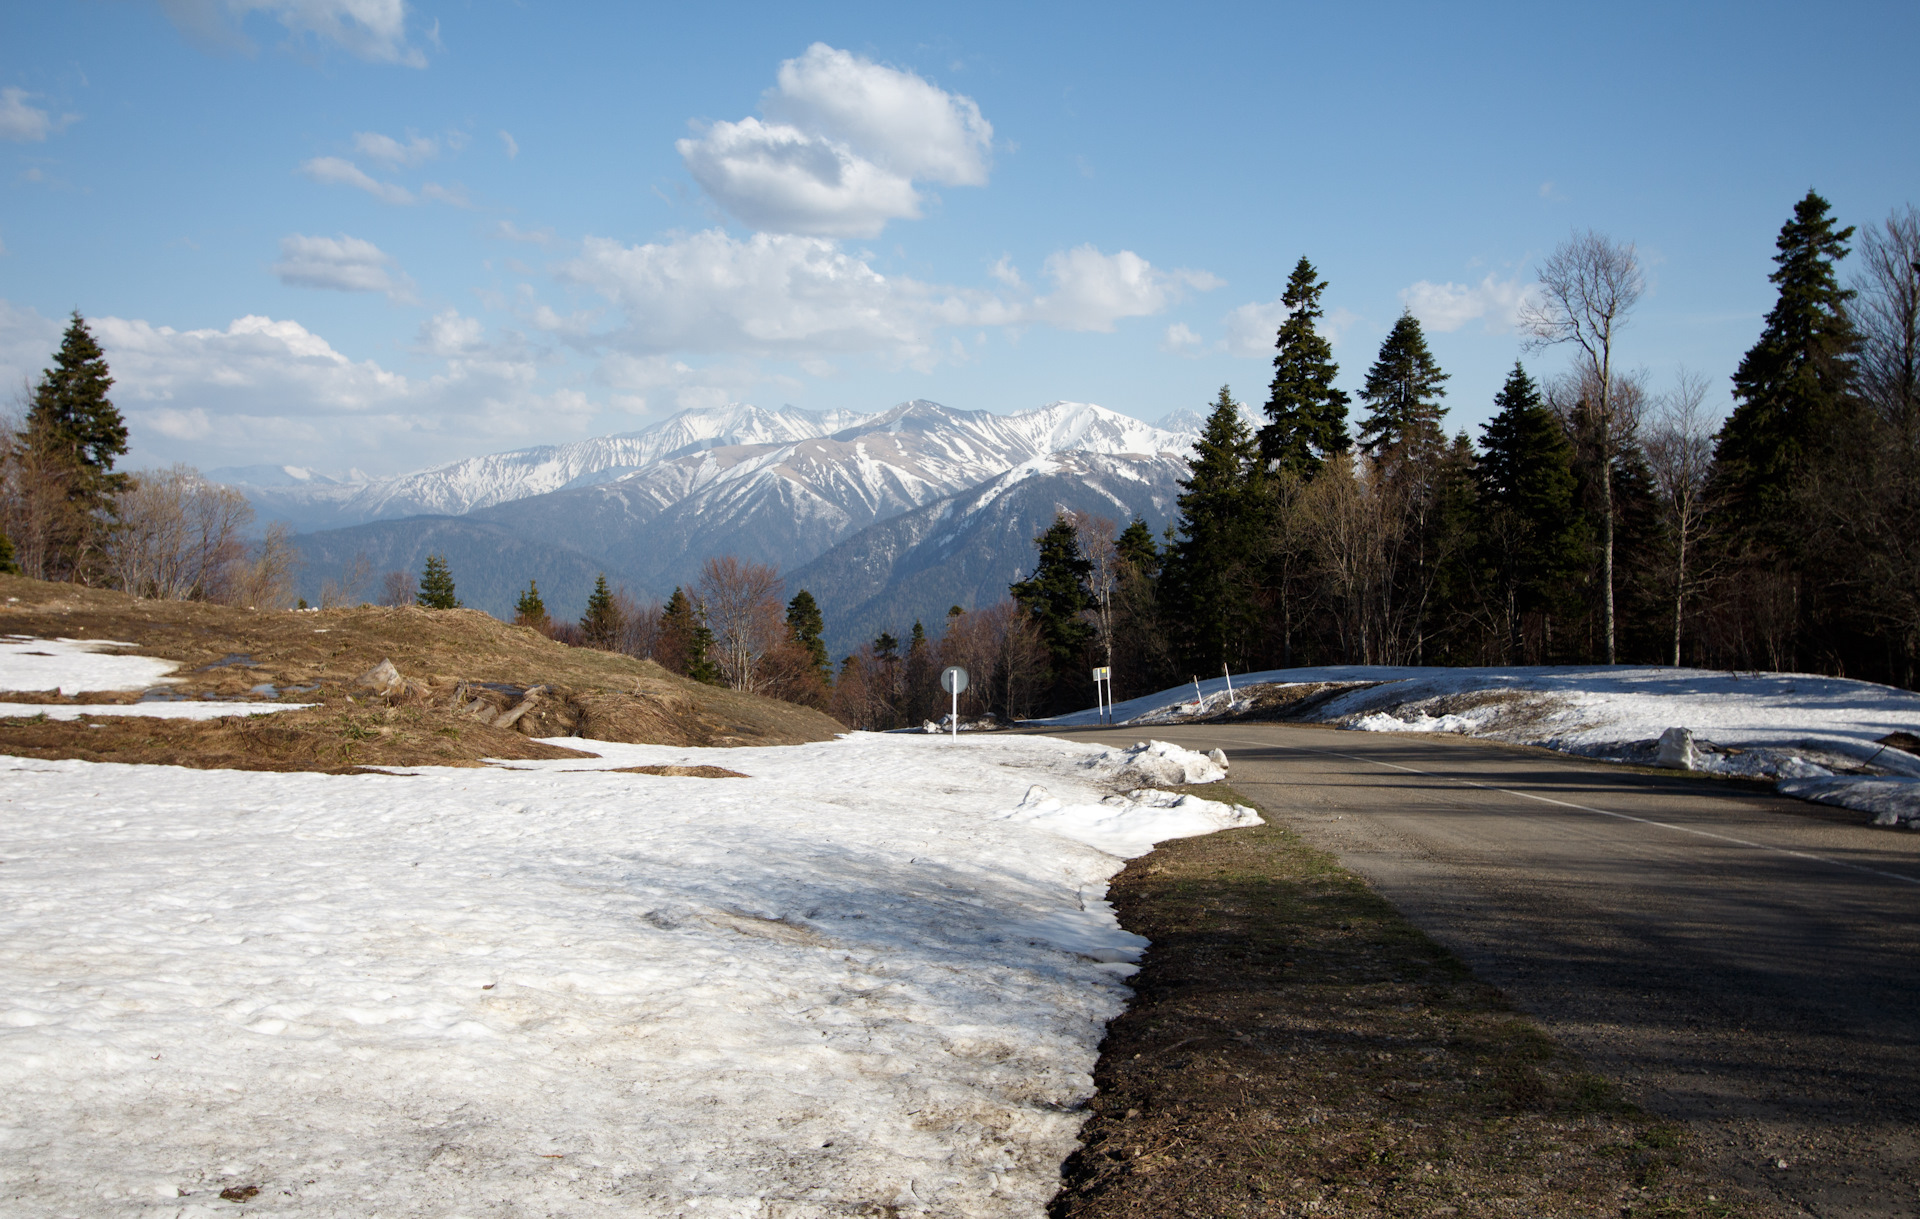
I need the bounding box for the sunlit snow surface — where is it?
[0,733,1256,1216]
[0,634,180,693]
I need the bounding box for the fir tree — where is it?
[23,313,129,578]
[785,589,830,679]
[27,313,128,492]
[0,532,18,576]
[579,574,620,648]
[1115,516,1160,577]
[1161,386,1264,670]
[1714,189,1863,539]
[660,587,721,683]
[415,554,459,609]
[512,579,549,630]
[1477,363,1585,656]
[1260,257,1351,475]
[1356,311,1449,459]
[1010,513,1095,672]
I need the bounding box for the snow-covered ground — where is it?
[1,635,311,719]
[0,732,1257,1217]
[1042,665,1920,826]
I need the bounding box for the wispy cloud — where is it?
[272,233,415,301]
[299,156,414,204]
[0,87,78,142]
[1401,273,1535,333]
[353,130,437,167]
[499,129,518,159]
[157,0,427,68]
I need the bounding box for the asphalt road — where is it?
[1046,720,1920,1219]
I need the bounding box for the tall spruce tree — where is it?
[1010,513,1095,680]
[785,589,830,680]
[28,313,128,492]
[415,555,459,609]
[24,313,129,578]
[580,574,620,648]
[1161,386,1264,671]
[660,588,722,684]
[1356,311,1450,459]
[1477,363,1585,656]
[1714,190,1863,541]
[1260,257,1351,475]
[1115,516,1160,577]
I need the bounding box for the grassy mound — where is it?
[1,574,844,771]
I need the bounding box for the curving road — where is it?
[1045,720,1920,1218]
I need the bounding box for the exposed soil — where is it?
[0,574,845,770]
[1053,783,1768,1219]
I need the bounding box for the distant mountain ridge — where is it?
[275,398,1202,651]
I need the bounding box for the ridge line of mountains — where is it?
[214,399,1216,656]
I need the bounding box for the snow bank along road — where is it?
[0,733,1255,1218]
[1045,719,1920,1219]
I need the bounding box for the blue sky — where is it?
[2,1,1915,477]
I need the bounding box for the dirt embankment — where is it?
[0,575,845,771]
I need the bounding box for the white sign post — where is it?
[939,666,969,739]
[1092,666,1112,725]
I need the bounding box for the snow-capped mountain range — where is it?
[263,399,1202,651]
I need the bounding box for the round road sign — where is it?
[940,665,969,694]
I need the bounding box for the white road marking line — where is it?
[1206,731,1920,890]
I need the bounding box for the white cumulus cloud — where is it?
[678,117,919,239]
[272,233,414,301]
[416,308,486,356]
[765,43,991,186]
[678,43,991,238]
[158,0,425,67]
[299,155,414,204]
[1030,246,1222,333]
[1401,273,1536,333]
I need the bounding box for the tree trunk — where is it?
[1671,528,1687,666]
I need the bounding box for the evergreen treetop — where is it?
[1357,311,1449,458]
[1010,513,1095,667]
[513,579,549,629]
[28,313,128,484]
[1116,516,1160,576]
[1161,386,1264,670]
[1714,189,1863,532]
[1260,256,1351,475]
[580,574,620,647]
[785,589,830,678]
[415,554,460,609]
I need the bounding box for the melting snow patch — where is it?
[0,731,1250,1216]
[1080,738,1228,787]
[0,635,180,693]
[1777,775,1920,829]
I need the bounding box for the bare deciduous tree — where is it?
[1065,510,1119,680]
[1644,370,1720,665]
[696,555,786,693]
[105,465,254,601]
[1522,230,1645,663]
[378,569,413,607]
[1855,204,1920,435]
[320,551,372,608]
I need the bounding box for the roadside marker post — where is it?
[940,666,969,739]
[1091,666,1112,724]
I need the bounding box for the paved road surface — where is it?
[1047,721,1920,1219]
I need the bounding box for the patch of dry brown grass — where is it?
[0,574,844,770]
[1052,783,1766,1219]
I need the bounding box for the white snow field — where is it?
[1041,665,1920,823]
[0,732,1258,1217]
[1,634,312,719]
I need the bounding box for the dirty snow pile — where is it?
[0,731,1258,1217]
[0,635,310,719]
[1041,665,1920,824]
[1776,775,1920,829]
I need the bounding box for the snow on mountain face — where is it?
[461,401,1194,589]
[335,403,861,521]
